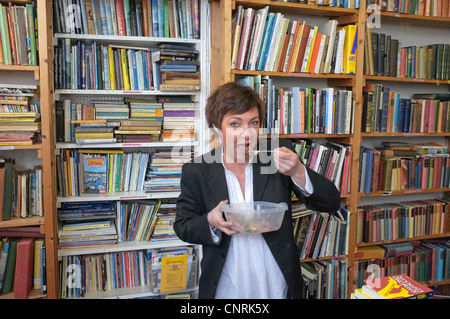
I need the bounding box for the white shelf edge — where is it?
[54,89,201,95]
[53,33,201,44]
[56,191,180,203]
[58,238,191,257]
[56,141,199,149]
[64,284,198,299]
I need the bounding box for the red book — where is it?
[14,238,35,299]
[363,274,434,299]
[293,24,311,73]
[307,32,322,74]
[115,0,126,36]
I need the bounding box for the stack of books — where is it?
[144,151,192,193]
[155,43,200,92]
[115,119,162,143]
[94,102,129,120]
[352,274,434,299]
[57,201,117,248]
[162,101,195,142]
[73,120,117,145]
[0,85,40,145]
[0,3,38,66]
[150,199,178,242]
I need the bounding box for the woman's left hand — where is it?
[273,147,307,188]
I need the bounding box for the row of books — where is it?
[358,143,449,194]
[0,237,46,298]
[293,140,352,195]
[367,0,450,17]
[238,75,354,135]
[365,28,450,80]
[232,6,357,75]
[53,0,200,39]
[355,198,449,244]
[53,40,199,92]
[291,0,359,8]
[295,205,349,260]
[57,149,151,197]
[144,150,192,193]
[118,200,178,243]
[58,201,117,248]
[0,2,38,66]
[301,258,348,299]
[117,200,160,242]
[60,250,147,298]
[0,159,43,221]
[355,240,450,288]
[363,85,450,134]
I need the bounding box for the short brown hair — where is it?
[205,82,265,129]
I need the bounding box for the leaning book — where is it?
[83,156,107,194]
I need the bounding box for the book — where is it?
[83,155,107,194]
[362,274,434,299]
[14,238,35,298]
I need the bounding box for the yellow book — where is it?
[120,48,131,90]
[74,132,114,139]
[0,141,33,145]
[338,24,357,75]
[160,255,189,293]
[108,47,116,90]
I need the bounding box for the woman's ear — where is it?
[212,124,223,141]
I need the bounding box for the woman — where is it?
[174,82,340,299]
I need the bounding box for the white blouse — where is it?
[212,159,313,299]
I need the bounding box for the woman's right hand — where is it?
[207,200,239,236]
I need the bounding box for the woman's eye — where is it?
[251,121,259,126]
[230,122,239,127]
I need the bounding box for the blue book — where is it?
[256,13,275,71]
[364,148,373,194]
[403,98,411,133]
[392,92,400,132]
[157,0,164,37]
[131,50,139,90]
[98,0,108,35]
[142,52,149,90]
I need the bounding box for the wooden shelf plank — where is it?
[0,216,45,228]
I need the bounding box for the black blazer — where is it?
[174,139,341,299]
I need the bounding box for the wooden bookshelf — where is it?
[211,0,450,298]
[0,0,58,299]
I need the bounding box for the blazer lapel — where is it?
[207,148,229,204]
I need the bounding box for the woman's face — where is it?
[216,107,260,164]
